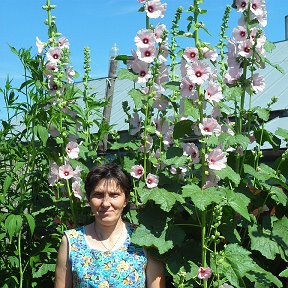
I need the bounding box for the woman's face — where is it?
[89,178,127,226]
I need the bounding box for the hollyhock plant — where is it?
[48,77,60,96]
[203,171,220,189]
[238,39,254,58]
[207,148,227,170]
[182,143,200,164]
[46,47,62,63]
[73,166,82,182]
[146,173,159,188]
[58,36,70,49]
[232,25,247,41]
[45,62,58,76]
[129,112,142,135]
[130,165,145,179]
[144,0,167,19]
[250,0,266,16]
[201,46,218,62]
[139,134,153,152]
[66,141,80,159]
[153,94,169,111]
[199,118,221,136]
[134,29,156,48]
[72,181,84,200]
[183,47,199,62]
[59,164,74,180]
[197,266,212,280]
[235,0,248,12]
[187,60,211,85]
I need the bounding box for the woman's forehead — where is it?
[94,178,122,191]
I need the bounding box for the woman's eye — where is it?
[110,193,119,198]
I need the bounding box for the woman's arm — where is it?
[146,254,166,288]
[54,235,72,288]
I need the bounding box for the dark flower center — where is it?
[196,71,202,77]
[53,84,58,90]
[240,31,246,37]
[53,54,59,59]
[140,71,146,77]
[64,171,69,176]
[148,6,154,13]
[190,52,196,58]
[147,179,152,184]
[189,85,193,91]
[143,38,149,44]
[244,47,250,53]
[252,3,257,9]
[145,51,151,57]
[137,169,143,175]
[241,1,246,8]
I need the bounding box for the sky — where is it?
[0,0,288,118]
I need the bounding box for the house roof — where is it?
[77,40,288,139]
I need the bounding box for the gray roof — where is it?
[78,40,288,139]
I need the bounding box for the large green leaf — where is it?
[215,166,240,186]
[139,188,184,212]
[117,68,138,81]
[173,120,194,139]
[5,214,23,241]
[183,98,200,119]
[128,89,144,109]
[35,125,49,146]
[275,127,288,140]
[24,214,35,236]
[33,263,55,278]
[248,224,280,260]
[225,189,250,221]
[272,216,288,251]
[269,186,287,206]
[182,185,223,211]
[279,268,288,278]
[164,81,180,92]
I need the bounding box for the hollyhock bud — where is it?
[146,173,159,188]
[197,266,212,280]
[58,36,70,49]
[66,141,80,159]
[130,165,144,179]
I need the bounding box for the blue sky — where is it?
[0,0,287,118]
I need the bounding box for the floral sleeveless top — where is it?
[65,224,147,288]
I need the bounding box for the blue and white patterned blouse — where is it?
[65,223,147,288]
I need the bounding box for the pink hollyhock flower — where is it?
[207,148,227,171]
[187,61,211,85]
[36,37,45,54]
[46,47,62,63]
[205,82,223,103]
[211,106,222,118]
[199,118,221,136]
[59,164,74,180]
[45,62,58,76]
[66,67,75,83]
[58,36,70,49]
[182,143,200,164]
[252,9,267,27]
[153,95,169,111]
[225,64,242,84]
[203,171,220,189]
[72,181,84,200]
[250,27,266,51]
[235,0,248,12]
[73,166,82,182]
[156,63,169,84]
[48,77,60,96]
[201,47,218,62]
[138,0,146,2]
[146,173,159,188]
[145,0,167,19]
[154,118,169,136]
[135,29,156,48]
[158,42,169,63]
[66,141,80,159]
[170,165,177,175]
[48,162,59,186]
[232,26,247,42]
[154,23,167,43]
[163,128,174,149]
[238,39,253,58]
[180,58,189,77]
[183,47,199,62]
[139,134,153,153]
[180,77,198,99]
[129,112,142,135]
[219,284,234,288]
[250,0,266,16]
[137,46,157,63]
[197,266,212,280]
[130,165,144,179]
[250,73,265,93]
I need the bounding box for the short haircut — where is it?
[84,163,131,213]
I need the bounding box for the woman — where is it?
[55,163,165,287]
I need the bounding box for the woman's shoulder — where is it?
[64,225,85,239]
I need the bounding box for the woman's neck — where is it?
[94,218,124,240]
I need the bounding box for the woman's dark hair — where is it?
[84,163,131,213]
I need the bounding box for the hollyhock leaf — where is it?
[173,120,194,139]
[33,263,56,278]
[131,224,173,254]
[163,156,187,168]
[254,129,281,150]
[255,107,270,121]
[128,88,145,109]
[272,216,288,250]
[5,214,23,241]
[261,55,285,74]
[183,98,200,119]
[223,86,242,102]
[3,175,13,194]
[140,188,184,212]
[269,186,287,206]
[279,268,288,278]
[69,159,89,174]
[275,127,288,140]
[164,81,181,91]
[243,164,269,182]
[248,224,280,260]
[225,189,250,221]
[114,54,131,63]
[182,185,223,210]
[166,146,183,158]
[264,40,276,53]
[117,68,138,81]
[24,214,35,236]
[214,166,240,185]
